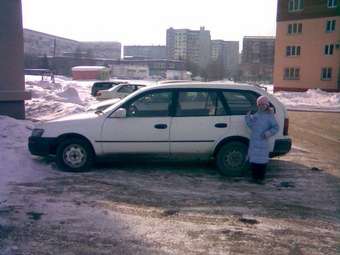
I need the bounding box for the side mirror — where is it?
[111,108,127,118]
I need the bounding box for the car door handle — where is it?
[154,124,168,129]
[215,123,228,128]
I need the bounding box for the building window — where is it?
[286,46,301,56]
[324,44,334,55]
[288,0,304,12]
[327,0,337,8]
[288,23,302,34]
[326,20,336,32]
[284,68,300,80]
[321,68,332,80]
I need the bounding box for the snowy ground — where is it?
[0,76,339,254]
[275,89,340,112]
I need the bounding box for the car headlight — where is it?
[31,128,44,137]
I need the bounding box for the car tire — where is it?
[215,141,248,177]
[56,138,94,172]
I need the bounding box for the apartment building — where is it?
[211,40,240,77]
[241,36,275,82]
[273,0,339,91]
[166,27,211,68]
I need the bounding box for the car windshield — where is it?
[102,87,148,114]
[106,85,120,91]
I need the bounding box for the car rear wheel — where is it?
[215,141,248,177]
[56,138,94,172]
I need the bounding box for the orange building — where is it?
[274,0,340,92]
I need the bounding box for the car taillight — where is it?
[96,92,101,96]
[283,118,289,136]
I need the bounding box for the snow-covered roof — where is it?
[72,66,107,71]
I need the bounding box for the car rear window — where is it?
[95,83,114,89]
[222,91,259,115]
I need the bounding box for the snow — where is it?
[24,75,158,121]
[25,75,96,121]
[275,89,340,112]
[0,116,54,202]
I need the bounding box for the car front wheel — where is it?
[56,138,94,172]
[215,141,248,177]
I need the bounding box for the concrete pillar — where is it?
[0,0,31,119]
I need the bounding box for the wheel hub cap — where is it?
[225,150,243,168]
[63,144,87,168]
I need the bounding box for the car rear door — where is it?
[100,90,173,154]
[170,89,230,155]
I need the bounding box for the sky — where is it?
[22,0,277,46]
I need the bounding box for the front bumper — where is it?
[270,138,292,157]
[28,137,57,156]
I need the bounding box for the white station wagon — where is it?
[29,82,292,176]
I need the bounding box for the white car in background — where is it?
[28,82,292,176]
[95,83,145,101]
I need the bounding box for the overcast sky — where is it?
[22,0,277,46]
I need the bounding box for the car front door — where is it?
[100,90,173,154]
[170,89,230,155]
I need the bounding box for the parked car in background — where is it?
[28,82,292,176]
[91,81,127,97]
[95,83,146,101]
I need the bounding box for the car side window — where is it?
[176,91,226,117]
[222,91,259,115]
[118,85,135,93]
[96,83,112,89]
[125,91,172,117]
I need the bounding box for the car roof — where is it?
[158,80,193,84]
[142,81,265,92]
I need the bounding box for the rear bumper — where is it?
[28,137,57,156]
[270,138,292,157]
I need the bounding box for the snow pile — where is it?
[0,115,53,201]
[25,75,95,121]
[0,115,33,149]
[275,89,340,112]
[56,86,83,104]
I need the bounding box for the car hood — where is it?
[47,111,100,123]
[35,111,103,138]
